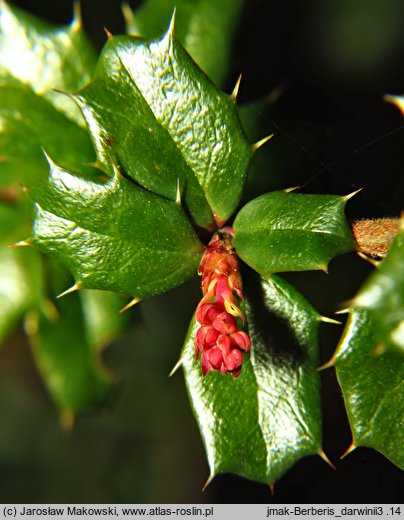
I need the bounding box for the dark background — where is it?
[1,0,403,504]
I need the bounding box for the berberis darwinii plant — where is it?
[0,0,402,487]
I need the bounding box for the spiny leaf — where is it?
[353,225,404,354]
[233,191,355,276]
[31,160,203,299]
[333,308,404,469]
[76,30,251,227]
[0,77,95,187]
[182,274,322,484]
[0,1,97,125]
[124,0,244,86]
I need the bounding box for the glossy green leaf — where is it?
[0,1,97,125]
[353,227,404,354]
[233,191,355,276]
[76,31,251,227]
[0,247,42,344]
[31,160,203,299]
[125,0,244,86]
[333,308,404,469]
[0,77,95,187]
[182,274,322,484]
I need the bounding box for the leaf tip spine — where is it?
[104,27,114,40]
[168,357,183,377]
[318,449,336,470]
[340,441,357,460]
[202,474,214,492]
[8,239,31,248]
[268,483,275,495]
[316,357,335,371]
[283,185,301,193]
[319,316,341,325]
[119,297,141,313]
[57,283,81,299]
[252,134,274,153]
[230,74,242,102]
[71,2,82,31]
[343,188,363,203]
[41,147,57,168]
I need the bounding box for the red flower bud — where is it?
[195,231,252,378]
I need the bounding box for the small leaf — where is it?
[334,308,404,469]
[125,0,245,86]
[233,191,355,276]
[0,247,43,344]
[31,161,203,299]
[0,77,95,187]
[76,31,251,227]
[354,226,404,354]
[182,274,322,484]
[29,263,113,414]
[0,1,97,124]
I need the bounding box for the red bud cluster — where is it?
[195,232,251,378]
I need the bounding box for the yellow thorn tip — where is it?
[9,239,31,248]
[340,441,356,460]
[104,27,113,39]
[169,357,183,377]
[230,74,242,101]
[320,316,342,325]
[57,284,80,299]
[283,185,300,193]
[318,449,336,470]
[252,134,274,152]
[119,297,141,313]
[343,188,363,202]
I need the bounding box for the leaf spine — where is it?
[252,134,274,152]
[104,27,113,39]
[283,185,300,193]
[57,284,81,299]
[8,239,31,248]
[168,357,183,377]
[340,441,356,459]
[343,188,363,202]
[319,316,341,325]
[71,2,82,31]
[318,449,336,470]
[230,74,242,101]
[119,297,141,313]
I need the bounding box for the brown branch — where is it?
[351,218,401,258]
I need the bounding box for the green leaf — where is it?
[0,1,97,125]
[233,191,355,276]
[124,0,244,86]
[353,226,404,354]
[31,160,203,299]
[76,30,251,227]
[0,247,43,344]
[0,77,95,187]
[333,308,404,469]
[29,264,113,415]
[181,274,322,484]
